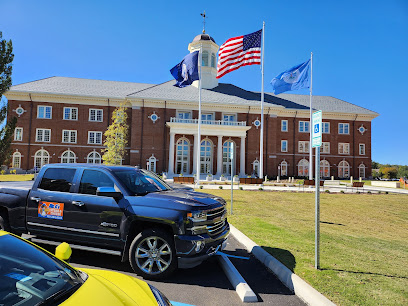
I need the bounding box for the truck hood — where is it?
[126,189,225,211]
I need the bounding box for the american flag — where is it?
[216,29,262,79]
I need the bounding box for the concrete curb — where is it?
[230,224,335,306]
[217,253,258,303]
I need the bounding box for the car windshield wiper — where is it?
[36,282,82,306]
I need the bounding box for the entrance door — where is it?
[200,139,212,174]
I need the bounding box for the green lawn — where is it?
[199,189,408,305]
[0,174,34,181]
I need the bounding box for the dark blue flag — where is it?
[170,51,199,88]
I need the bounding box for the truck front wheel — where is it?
[129,228,177,280]
[0,213,11,232]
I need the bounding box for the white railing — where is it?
[170,117,246,126]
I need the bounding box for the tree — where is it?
[0,31,16,166]
[380,167,398,179]
[102,104,128,165]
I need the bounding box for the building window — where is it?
[177,111,192,120]
[202,51,209,66]
[223,140,235,175]
[201,113,214,123]
[14,127,23,141]
[87,151,102,164]
[64,107,78,120]
[62,130,77,143]
[320,160,330,178]
[298,141,309,153]
[358,164,366,178]
[88,131,103,144]
[211,53,216,68]
[37,106,52,119]
[36,129,51,142]
[148,155,157,173]
[34,149,50,169]
[359,144,365,155]
[176,138,190,174]
[298,159,309,177]
[338,160,350,178]
[12,152,21,168]
[280,160,288,176]
[322,122,330,134]
[320,142,330,154]
[338,143,350,154]
[339,123,349,134]
[281,140,288,152]
[299,121,309,133]
[200,139,213,174]
[223,114,237,125]
[61,150,76,163]
[281,120,288,132]
[89,109,103,122]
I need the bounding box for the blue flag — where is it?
[270,59,311,95]
[170,51,199,88]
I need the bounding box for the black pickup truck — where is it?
[0,164,229,279]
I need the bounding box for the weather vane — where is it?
[200,11,207,34]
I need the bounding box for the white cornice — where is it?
[166,122,251,137]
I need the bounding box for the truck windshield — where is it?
[113,169,170,195]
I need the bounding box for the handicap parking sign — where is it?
[312,111,322,147]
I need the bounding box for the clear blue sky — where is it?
[1,0,407,165]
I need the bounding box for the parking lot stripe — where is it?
[217,253,258,303]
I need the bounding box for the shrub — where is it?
[378,191,382,194]
[385,191,389,194]
[356,191,361,194]
[239,187,243,190]
[199,185,203,189]
[0,170,5,175]
[367,191,371,194]
[219,186,223,189]
[258,187,263,191]
[340,190,345,194]
[325,190,330,193]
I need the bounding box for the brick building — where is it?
[5,33,378,179]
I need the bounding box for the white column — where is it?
[240,136,246,176]
[168,132,175,175]
[193,133,198,175]
[216,136,223,177]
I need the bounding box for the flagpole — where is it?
[259,21,265,179]
[196,46,202,186]
[309,52,313,180]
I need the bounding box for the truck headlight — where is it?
[187,211,207,222]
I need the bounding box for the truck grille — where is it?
[206,206,228,237]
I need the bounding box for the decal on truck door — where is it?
[38,201,64,220]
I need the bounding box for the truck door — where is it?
[27,167,76,239]
[67,169,126,249]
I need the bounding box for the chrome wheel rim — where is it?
[135,236,172,275]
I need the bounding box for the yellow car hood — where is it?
[61,268,158,306]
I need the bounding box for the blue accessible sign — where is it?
[312,110,322,148]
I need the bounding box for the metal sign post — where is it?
[230,142,234,215]
[312,110,322,269]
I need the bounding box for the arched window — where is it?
[358,163,366,179]
[87,151,101,164]
[200,139,213,174]
[34,149,50,169]
[176,138,190,174]
[202,51,209,67]
[211,53,216,68]
[61,150,76,163]
[280,160,288,176]
[148,155,157,173]
[338,160,350,178]
[223,140,235,175]
[320,160,330,178]
[298,159,309,177]
[253,159,260,177]
[12,152,21,169]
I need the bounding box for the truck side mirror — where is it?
[55,242,72,262]
[96,187,123,200]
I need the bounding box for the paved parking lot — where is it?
[39,236,304,306]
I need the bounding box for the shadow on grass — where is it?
[321,268,408,279]
[262,246,296,272]
[320,221,346,226]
